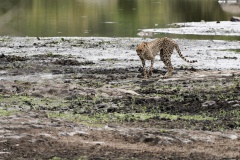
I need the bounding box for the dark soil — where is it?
[0,37,239,160]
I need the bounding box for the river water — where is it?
[0,0,239,39]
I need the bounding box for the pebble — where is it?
[232,104,240,107]
[202,100,216,107]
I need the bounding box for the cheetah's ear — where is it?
[143,42,147,48]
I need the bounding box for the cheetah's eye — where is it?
[138,49,142,52]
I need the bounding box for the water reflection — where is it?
[0,0,238,38]
[218,0,240,14]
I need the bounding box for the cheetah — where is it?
[136,37,197,79]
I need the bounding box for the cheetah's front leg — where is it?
[140,58,147,79]
[148,59,154,78]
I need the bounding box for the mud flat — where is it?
[0,37,239,159]
[141,21,240,36]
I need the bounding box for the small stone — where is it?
[106,105,118,113]
[232,104,240,107]
[227,101,235,104]
[202,100,216,107]
[96,103,109,109]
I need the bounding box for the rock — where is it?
[230,16,240,22]
[115,88,140,96]
[0,84,6,92]
[227,101,235,104]
[96,103,110,109]
[141,134,160,145]
[202,100,216,107]
[96,103,118,113]
[232,104,240,107]
[53,59,80,65]
[67,131,88,136]
[106,105,118,113]
[0,53,5,58]
[97,87,140,97]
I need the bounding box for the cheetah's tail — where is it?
[175,44,197,63]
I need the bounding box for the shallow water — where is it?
[0,0,239,39]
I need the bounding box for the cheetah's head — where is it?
[136,42,147,57]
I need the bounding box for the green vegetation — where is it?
[47,111,215,126]
[0,94,70,112]
[0,109,14,116]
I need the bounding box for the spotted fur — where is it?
[136,37,197,79]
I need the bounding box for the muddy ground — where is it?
[0,37,240,159]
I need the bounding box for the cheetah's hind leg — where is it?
[162,59,174,79]
[163,67,173,78]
